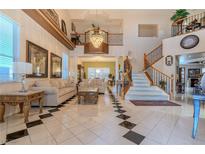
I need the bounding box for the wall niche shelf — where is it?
[23,9,75,50]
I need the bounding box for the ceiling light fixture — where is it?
[90,26,104,48]
[89,10,104,48]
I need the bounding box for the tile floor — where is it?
[0,88,205,145]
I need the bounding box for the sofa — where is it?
[79,79,106,94]
[32,79,77,106]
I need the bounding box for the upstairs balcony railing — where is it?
[172,12,205,36]
[70,33,123,46]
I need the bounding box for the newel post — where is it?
[144,53,147,70]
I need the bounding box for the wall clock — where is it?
[180,35,199,49]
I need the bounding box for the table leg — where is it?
[19,103,23,113]
[192,99,200,139]
[0,103,5,123]
[23,102,30,123]
[39,97,44,114]
[78,95,80,104]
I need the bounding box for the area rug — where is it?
[130,100,181,106]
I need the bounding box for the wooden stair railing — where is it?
[144,63,174,99]
[144,44,163,70]
[122,56,132,99]
[144,44,173,99]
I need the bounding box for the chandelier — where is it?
[90,26,104,48]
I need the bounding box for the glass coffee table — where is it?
[78,88,99,104]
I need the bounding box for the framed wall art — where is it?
[165,55,173,66]
[39,9,60,28]
[61,19,67,35]
[26,41,48,78]
[180,35,199,49]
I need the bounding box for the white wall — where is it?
[154,29,205,95]
[0,9,71,116]
[69,10,173,72]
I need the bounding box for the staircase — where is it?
[125,73,169,101]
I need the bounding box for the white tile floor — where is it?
[0,88,205,145]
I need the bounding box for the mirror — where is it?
[50,53,62,78]
[26,41,48,78]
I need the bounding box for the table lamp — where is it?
[13,62,32,92]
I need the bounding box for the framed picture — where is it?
[165,55,173,66]
[39,9,60,28]
[26,41,48,78]
[50,53,62,78]
[188,68,200,78]
[61,19,67,35]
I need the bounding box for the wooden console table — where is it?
[0,90,44,123]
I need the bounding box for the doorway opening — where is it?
[175,52,205,97]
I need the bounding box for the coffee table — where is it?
[0,90,44,123]
[78,88,99,104]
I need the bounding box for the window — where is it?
[88,67,110,79]
[0,13,20,82]
[62,53,69,79]
[138,24,158,37]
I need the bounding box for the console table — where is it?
[0,90,44,123]
[192,94,205,138]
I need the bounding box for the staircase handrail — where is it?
[144,44,174,98]
[144,63,174,98]
[144,44,163,70]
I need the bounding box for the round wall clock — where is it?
[180,35,199,49]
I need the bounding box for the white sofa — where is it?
[32,79,77,106]
[79,79,106,94]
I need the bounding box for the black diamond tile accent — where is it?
[112,103,121,105]
[62,101,67,105]
[119,121,136,129]
[123,131,145,145]
[116,114,130,120]
[113,106,123,108]
[115,109,126,113]
[48,108,60,113]
[57,104,65,108]
[6,129,28,142]
[39,113,53,119]
[26,119,43,128]
[113,101,119,103]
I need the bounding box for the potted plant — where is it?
[159,80,166,90]
[171,9,190,24]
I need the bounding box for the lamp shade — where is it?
[13,62,32,74]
